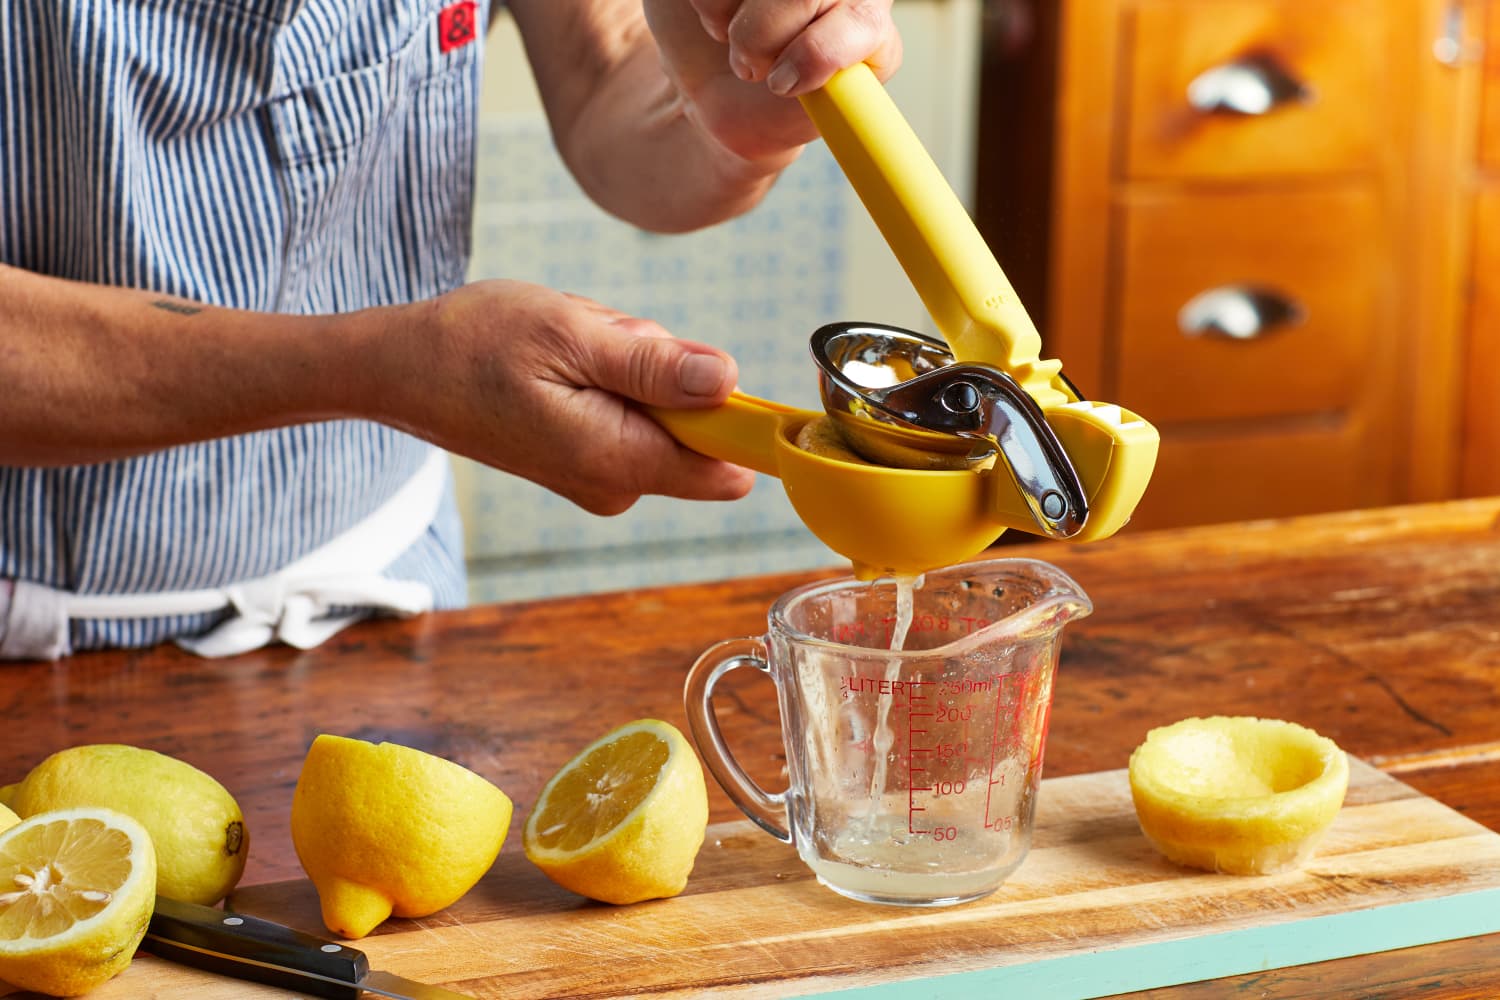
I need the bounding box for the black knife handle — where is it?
[144,896,370,999]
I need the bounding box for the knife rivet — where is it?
[320,944,343,953]
[222,917,244,926]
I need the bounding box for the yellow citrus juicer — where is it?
[651,62,1158,579]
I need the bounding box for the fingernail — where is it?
[680,354,728,396]
[731,51,756,82]
[766,62,799,97]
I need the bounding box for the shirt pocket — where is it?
[264,0,485,311]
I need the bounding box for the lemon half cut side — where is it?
[1128,715,1350,876]
[0,807,157,997]
[523,719,708,905]
[9,744,247,905]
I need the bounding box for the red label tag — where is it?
[438,0,478,53]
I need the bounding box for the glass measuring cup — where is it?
[684,558,1092,906]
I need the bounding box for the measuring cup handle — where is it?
[683,638,791,843]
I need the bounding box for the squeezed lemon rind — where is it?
[1128,716,1350,876]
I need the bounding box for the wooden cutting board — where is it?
[14,758,1500,999]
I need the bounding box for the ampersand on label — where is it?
[438,0,477,53]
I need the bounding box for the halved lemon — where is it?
[0,807,157,996]
[523,719,708,904]
[290,735,513,940]
[1128,716,1349,875]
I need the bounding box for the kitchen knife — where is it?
[142,896,475,1000]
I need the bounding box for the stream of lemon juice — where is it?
[863,573,917,812]
[813,573,1014,900]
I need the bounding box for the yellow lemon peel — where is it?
[0,807,157,997]
[524,719,708,905]
[11,745,247,905]
[290,734,512,939]
[1129,715,1349,875]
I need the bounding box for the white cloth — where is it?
[0,448,449,660]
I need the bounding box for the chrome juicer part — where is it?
[810,322,1090,540]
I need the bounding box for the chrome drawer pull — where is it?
[1433,1,1479,66]
[1178,286,1305,340]
[1187,53,1310,115]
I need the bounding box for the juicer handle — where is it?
[683,638,792,843]
[647,392,815,478]
[800,64,1072,408]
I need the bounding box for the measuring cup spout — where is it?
[966,558,1093,645]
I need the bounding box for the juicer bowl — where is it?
[810,322,988,471]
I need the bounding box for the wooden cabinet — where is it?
[1461,1,1500,495]
[1121,1,1387,179]
[977,0,1491,531]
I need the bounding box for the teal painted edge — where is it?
[819,886,1500,999]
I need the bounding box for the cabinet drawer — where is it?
[1122,0,1385,180]
[1130,417,1396,530]
[1113,186,1388,426]
[1481,1,1500,169]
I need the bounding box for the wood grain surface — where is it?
[19,759,1500,999]
[2,498,1499,996]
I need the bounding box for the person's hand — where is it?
[642,0,902,163]
[376,280,756,516]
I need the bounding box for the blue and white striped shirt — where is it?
[0,0,486,651]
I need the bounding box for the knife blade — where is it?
[142,896,474,1000]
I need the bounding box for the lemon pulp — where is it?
[524,719,708,905]
[10,744,247,905]
[529,730,669,853]
[0,808,157,997]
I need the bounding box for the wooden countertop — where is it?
[3,498,1500,997]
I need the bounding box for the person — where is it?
[0,0,902,660]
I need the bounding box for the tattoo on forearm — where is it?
[151,299,204,316]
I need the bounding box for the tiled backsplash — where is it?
[457,3,980,601]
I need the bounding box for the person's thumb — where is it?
[593,325,739,408]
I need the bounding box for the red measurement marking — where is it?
[983,673,1005,829]
[908,679,934,834]
[1032,690,1054,769]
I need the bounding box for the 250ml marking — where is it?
[905,672,1028,838]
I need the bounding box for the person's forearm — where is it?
[565,44,795,232]
[509,1,797,234]
[0,264,388,465]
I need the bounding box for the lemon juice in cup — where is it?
[686,557,1091,906]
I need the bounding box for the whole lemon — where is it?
[0,803,17,834]
[0,807,157,997]
[10,745,247,905]
[290,734,512,939]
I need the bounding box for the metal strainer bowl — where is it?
[809,322,1090,539]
